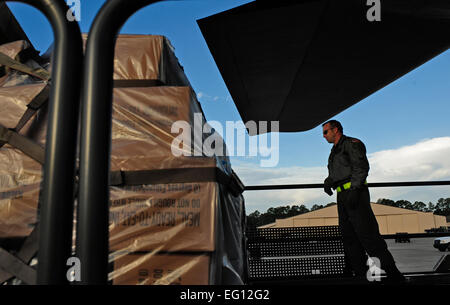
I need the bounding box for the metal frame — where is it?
[245,180,450,191]
[246,225,450,284]
[245,182,450,283]
[77,0,163,285]
[0,0,83,284]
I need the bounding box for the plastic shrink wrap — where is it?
[0,34,246,285]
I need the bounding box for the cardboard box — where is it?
[111,253,210,285]
[82,34,189,86]
[109,182,218,252]
[0,148,41,238]
[110,86,208,172]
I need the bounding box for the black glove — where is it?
[324,178,333,196]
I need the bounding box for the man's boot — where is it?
[383,265,407,284]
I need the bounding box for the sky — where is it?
[6,0,450,214]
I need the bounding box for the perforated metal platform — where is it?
[246,226,349,281]
[246,226,343,240]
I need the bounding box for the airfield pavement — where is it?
[386,237,449,273]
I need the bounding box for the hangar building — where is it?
[259,203,448,234]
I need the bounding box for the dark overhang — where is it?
[0,3,33,46]
[198,0,450,134]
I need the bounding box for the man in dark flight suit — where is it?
[322,120,405,283]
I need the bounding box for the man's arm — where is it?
[347,139,369,189]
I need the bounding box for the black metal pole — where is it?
[77,0,163,285]
[1,0,83,284]
[244,180,450,191]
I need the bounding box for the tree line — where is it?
[247,197,450,229]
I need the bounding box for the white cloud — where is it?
[234,137,450,213]
[368,137,450,204]
[195,91,230,103]
[368,137,450,181]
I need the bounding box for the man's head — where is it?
[322,120,343,145]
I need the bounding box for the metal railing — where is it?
[2,0,166,285]
[245,180,450,191]
[1,0,83,285]
[245,180,450,235]
[244,180,450,282]
[77,0,164,285]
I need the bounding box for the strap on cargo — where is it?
[0,125,45,164]
[14,84,50,132]
[0,84,50,150]
[0,225,39,284]
[113,79,164,88]
[110,167,244,196]
[0,247,36,285]
[0,51,50,81]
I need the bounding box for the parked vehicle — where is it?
[434,237,450,252]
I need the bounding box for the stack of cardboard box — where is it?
[0,35,246,285]
[0,40,46,238]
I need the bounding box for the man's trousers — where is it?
[337,186,400,277]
